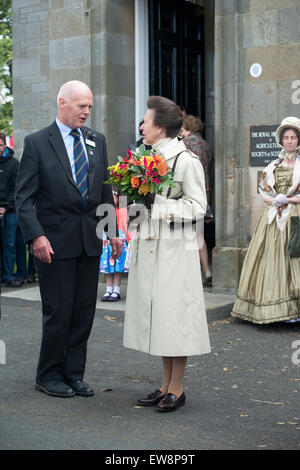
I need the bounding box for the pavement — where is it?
[0,280,300,451]
[0,279,235,320]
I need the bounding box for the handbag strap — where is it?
[166,150,185,199]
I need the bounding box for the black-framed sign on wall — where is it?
[250,125,281,167]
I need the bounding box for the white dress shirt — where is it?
[56,117,89,183]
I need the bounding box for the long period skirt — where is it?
[231,202,300,324]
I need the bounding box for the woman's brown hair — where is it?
[183,115,204,134]
[147,96,183,138]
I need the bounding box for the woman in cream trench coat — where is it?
[123,96,211,412]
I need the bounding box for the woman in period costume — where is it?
[231,117,300,324]
[123,96,210,412]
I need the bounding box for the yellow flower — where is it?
[143,155,156,167]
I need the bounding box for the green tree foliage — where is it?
[0,0,12,136]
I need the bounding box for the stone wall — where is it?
[12,0,50,158]
[213,0,300,290]
[12,0,135,162]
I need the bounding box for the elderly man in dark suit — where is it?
[16,80,122,398]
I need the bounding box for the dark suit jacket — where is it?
[15,121,116,259]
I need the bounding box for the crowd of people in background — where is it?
[0,132,36,288]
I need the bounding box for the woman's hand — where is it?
[272,194,289,208]
[262,195,274,206]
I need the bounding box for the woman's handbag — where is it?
[289,216,300,257]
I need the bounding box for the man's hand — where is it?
[110,237,123,259]
[0,207,6,216]
[33,235,55,263]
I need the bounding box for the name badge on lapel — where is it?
[85,138,96,148]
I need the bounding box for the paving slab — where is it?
[1,281,235,321]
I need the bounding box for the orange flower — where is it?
[153,155,163,165]
[128,157,141,166]
[138,184,151,196]
[157,159,168,176]
[131,175,140,188]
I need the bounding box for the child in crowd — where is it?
[100,192,133,302]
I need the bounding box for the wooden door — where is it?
[149,0,205,118]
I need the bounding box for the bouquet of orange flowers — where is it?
[105,145,175,203]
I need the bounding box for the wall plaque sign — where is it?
[250,125,281,167]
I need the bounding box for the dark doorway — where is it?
[148,0,205,118]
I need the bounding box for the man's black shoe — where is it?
[66,380,94,397]
[27,274,36,283]
[35,380,76,398]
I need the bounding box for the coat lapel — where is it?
[47,121,79,192]
[81,127,96,194]
[154,138,186,161]
[48,122,100,199]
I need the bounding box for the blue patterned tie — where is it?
[70,129,88,205]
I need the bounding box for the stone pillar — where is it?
[213,0,300,291]
[89,0,135,161]
[203,0,215,152]
[12,0,50,159]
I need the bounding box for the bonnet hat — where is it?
[275,116,300,148]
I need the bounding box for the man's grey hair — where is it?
[57,80,92,106]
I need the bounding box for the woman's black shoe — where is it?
[137,389,165,406]
[156,392,185,412]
